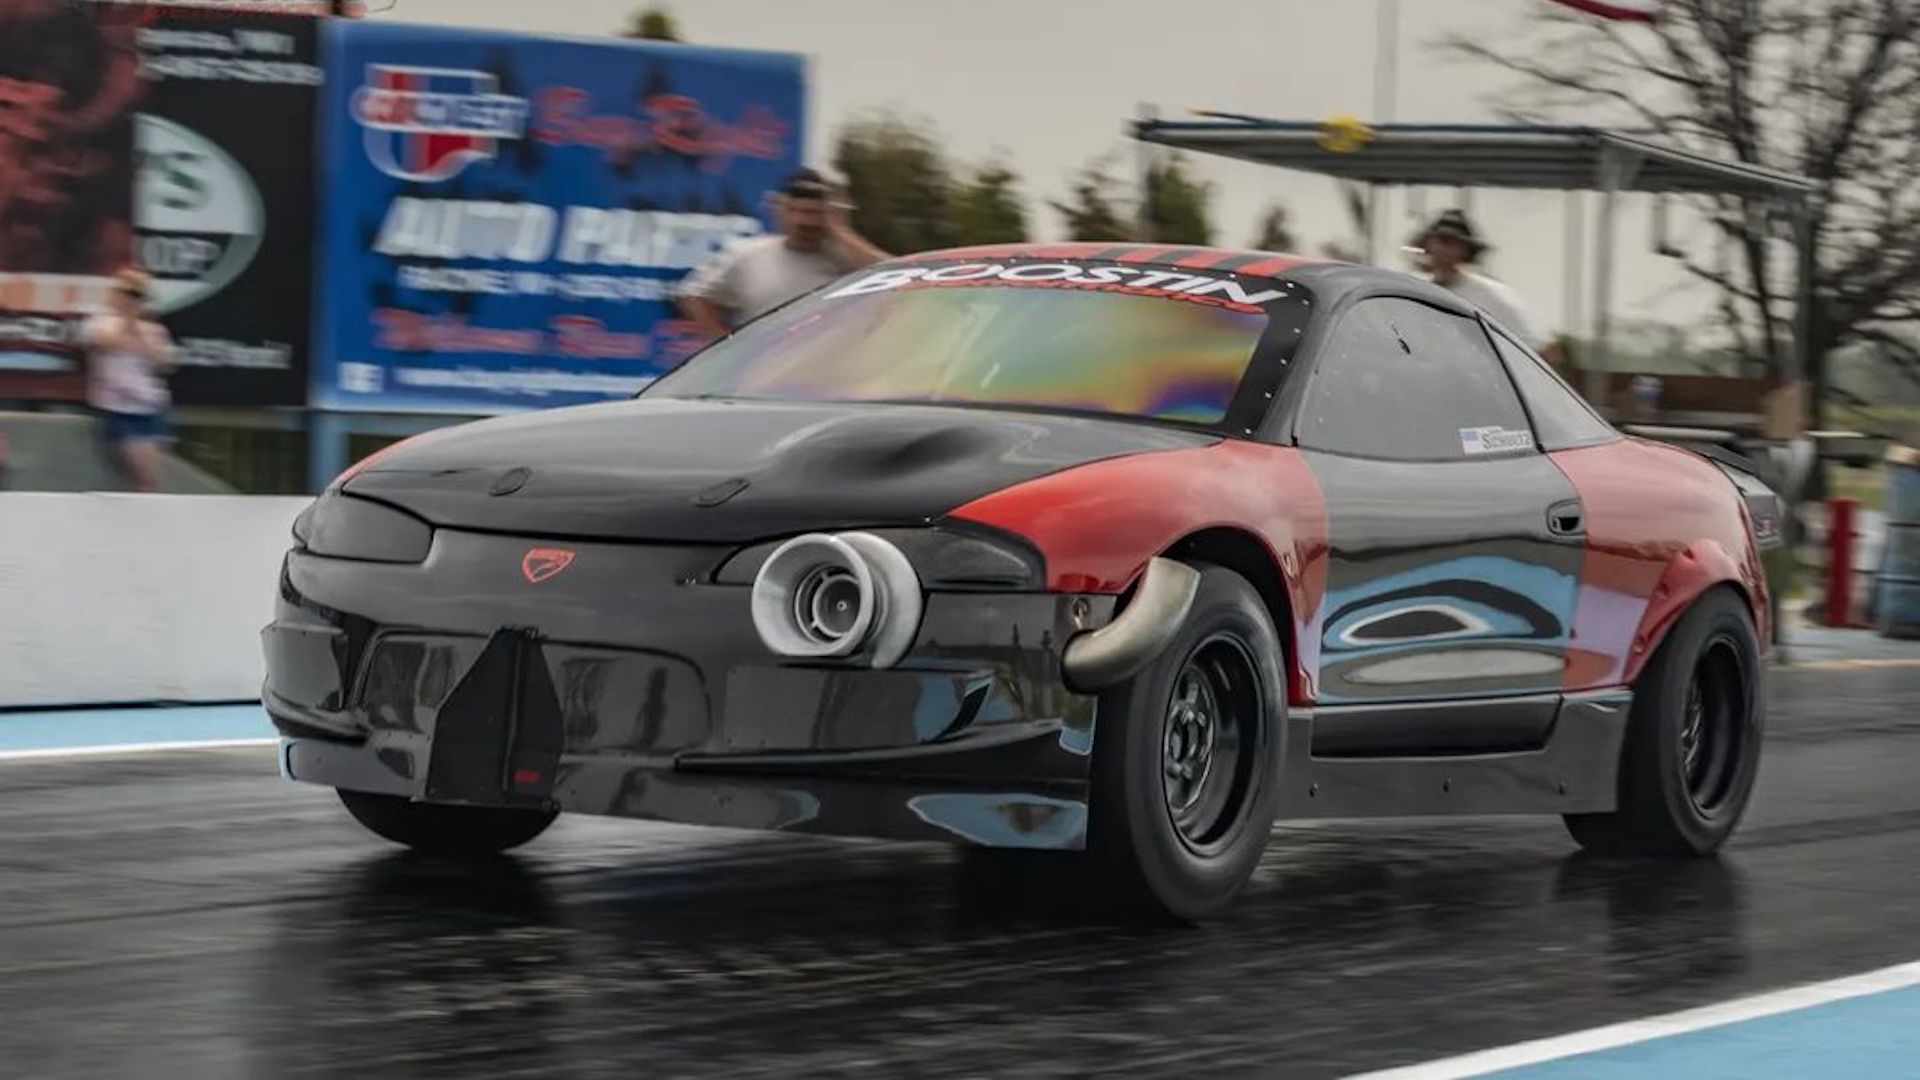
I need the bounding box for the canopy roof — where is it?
[1133,116,1817,201]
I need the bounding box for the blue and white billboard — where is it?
[312,22,805,413]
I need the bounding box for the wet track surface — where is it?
[4,664,1920,1078]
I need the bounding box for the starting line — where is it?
[1353,960,1920,1078]
[0,704,275,761]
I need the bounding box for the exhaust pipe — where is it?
[1062,557,1199,691]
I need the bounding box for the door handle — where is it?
[1548,500,1584,537]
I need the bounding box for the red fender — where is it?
[1552,439,1769,690]
[946,441,1330,704]
[1621,540,1757,684]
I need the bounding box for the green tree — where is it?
[1250,203,1299,252]
[950,160,1029,245]
[1141,153,1213,245]
[1051,156,1134,241]
[832,111,956,254]
[622,5,680,41]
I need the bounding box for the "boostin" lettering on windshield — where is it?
[825,263,1289,311]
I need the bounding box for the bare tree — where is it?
[1447,0,1920,423]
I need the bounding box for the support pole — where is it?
[1367,0,1398,267]
[1793,197,1816,426]
[1586,145,1639,411]
[1563,190,1585,349]
[1374,0,1400,125]
[1135,102,1158,241]
[1586,181,1618,409]
[1365,184,1382,265]
[306,411,348,495]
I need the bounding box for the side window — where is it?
[1489,330,1618,451]
[1297,297,1535,461]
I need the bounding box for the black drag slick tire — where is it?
[1565,587,1764,856]
[338,789,558,856]
[1087,561,1284,922]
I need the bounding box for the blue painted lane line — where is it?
[0,705,275,758]
[1484,985,1920,1079]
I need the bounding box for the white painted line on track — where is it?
[0,738,279,763]
[1345,959,1920,1079]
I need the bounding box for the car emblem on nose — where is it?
[521,547,575,584]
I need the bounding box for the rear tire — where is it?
[1565,588,1763,856]
[1087,562,1284,921]
[338,789,557,856]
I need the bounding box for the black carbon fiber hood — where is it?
[343,397,1214,543]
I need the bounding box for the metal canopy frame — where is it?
[1132,115,1820,415]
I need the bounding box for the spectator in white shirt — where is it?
[677,168,888,339]
[1415,209,1568,369]
[82,266,175,492]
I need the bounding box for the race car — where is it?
[263,243,1780,919]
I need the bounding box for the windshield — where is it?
[646,264,1280,427]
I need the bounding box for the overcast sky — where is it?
[368,0,1718,336]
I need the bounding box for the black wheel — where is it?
[1087,562,1283,921]
[1565,588,1764,856]
[337,789,557,856]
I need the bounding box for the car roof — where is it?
[887,242,1322,279]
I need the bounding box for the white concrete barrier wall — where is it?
[0,494,309,708]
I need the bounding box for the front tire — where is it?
[1565,588,1764,856]
[338,789,557,856]
[1087,562,1284,921]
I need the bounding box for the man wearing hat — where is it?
[1416,209,1565,367]
[677,168,889,338]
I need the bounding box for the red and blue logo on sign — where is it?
[350,64,530,182]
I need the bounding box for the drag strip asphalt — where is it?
[3,664,1920,1078]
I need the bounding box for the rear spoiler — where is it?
[1714,459,1786,552]
[1623,428,1789,552]
[1687,444,1786,553]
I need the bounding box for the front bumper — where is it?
[264,528,1113,850]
